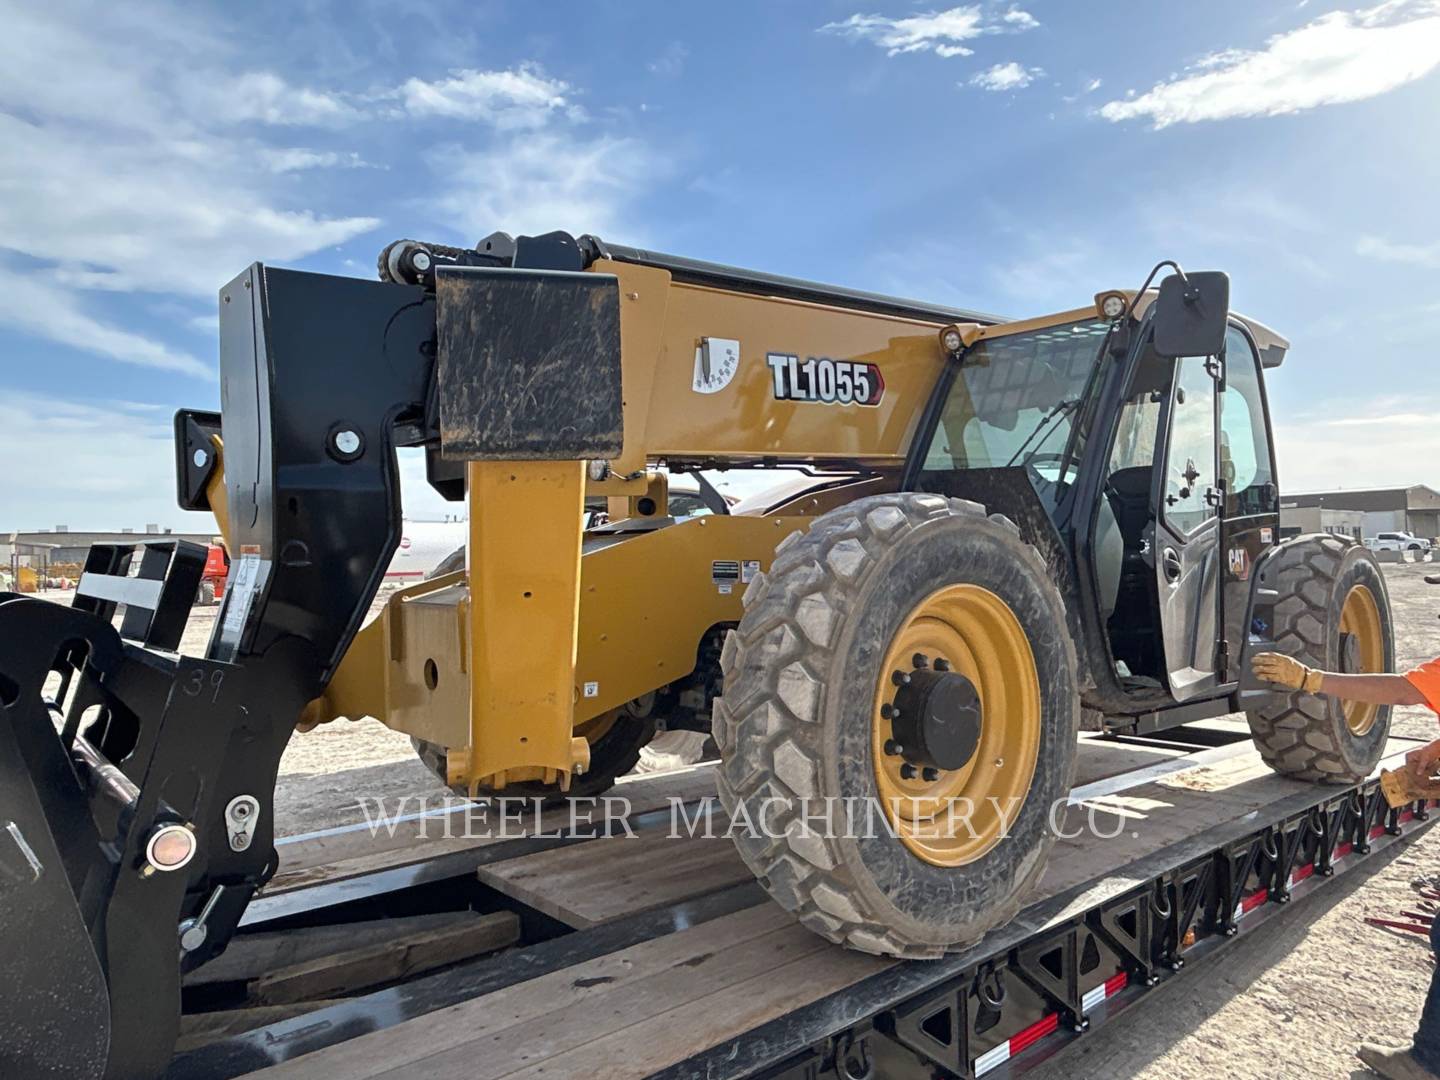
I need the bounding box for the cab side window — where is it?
[1219,326,1276,518]
[1163,356,1217,535]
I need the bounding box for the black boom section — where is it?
[211,265,432,680]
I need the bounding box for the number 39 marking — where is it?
[766,354,884,406]
[184,667,226,703]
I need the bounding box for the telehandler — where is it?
[0,230,1394,1077]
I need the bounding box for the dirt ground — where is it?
[61,559,1440,1076]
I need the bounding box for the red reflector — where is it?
[1009,1013,1059,1054]
[1240,888,1269,914]
[1104,971,1128,996]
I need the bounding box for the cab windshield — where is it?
[920,318,1110,490]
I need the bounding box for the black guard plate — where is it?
[435,266,623,460]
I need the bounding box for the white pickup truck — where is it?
[1365,530,1433,553]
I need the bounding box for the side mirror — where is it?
[1152,271,1229,358]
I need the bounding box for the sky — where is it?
[1,0,1438,530]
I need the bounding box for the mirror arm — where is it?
[1124,260,1188,321]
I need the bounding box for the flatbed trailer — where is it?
[164,721,1436,1080]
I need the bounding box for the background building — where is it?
[1281,486,1440,540]
[3,526,215,567]
[1278,504,1366,541]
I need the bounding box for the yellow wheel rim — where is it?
[872,583,1042,867]
[1339,584,1385,736]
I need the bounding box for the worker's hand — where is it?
[1406,738,1440,780]
[1251,652,1324,693]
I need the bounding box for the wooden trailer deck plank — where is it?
[265,766,719,894]
[469,735,1197,928]
[476,829,752,928]
[245,903,799,1079]
[501,943,883,1080]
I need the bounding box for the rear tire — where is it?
[1246,535,1394,783]
[411,707,657,802]
[715,493,1078,958]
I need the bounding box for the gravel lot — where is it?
[86,558,1440,1076]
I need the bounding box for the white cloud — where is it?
[819,5,1037,58]
[0,7,383,328]
[1357,234,1440,268]
[428,133,666,242]
[1100,0,1440,127]
[969,61,1042,91]
[1274,395,1440,490]
[0,110,381,297]
[0,260,207,377]
[398,64,572,129]
[260,148,372,173]
[1324,411,1433,426]
[202,72,361,127]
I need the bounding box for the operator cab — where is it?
[908,271,1284,713]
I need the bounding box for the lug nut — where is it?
[900,763,917,780]
[891,670,911,687]
[934,658,951,672]
[912,653,929,669]
[884,739,902,756]
[880,703,897,720]
[922,767,940,782]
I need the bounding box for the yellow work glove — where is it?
[1251,652,1324,693]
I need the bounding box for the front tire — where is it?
[1246,536,1394,782]
[715,493,1078,958]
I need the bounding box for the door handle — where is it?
[1162,547,1182,583]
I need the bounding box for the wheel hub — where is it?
[890,663,983,772]
[1339,631,1362,675]
[871,583,1041,867]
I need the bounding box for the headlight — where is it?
[1098,293,1127,320]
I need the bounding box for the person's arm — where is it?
[1250,653,1427,706]
[1316,671,1427,705]
[1251,652,1440,775]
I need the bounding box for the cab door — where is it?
[1152,352,1223,700]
